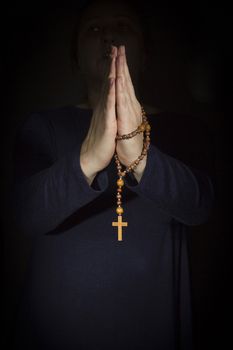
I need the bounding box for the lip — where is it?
[102,46,113,59]
[103,51,111,59]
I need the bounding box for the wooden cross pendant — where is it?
[112,215,128,241]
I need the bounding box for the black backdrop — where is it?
[2,1,232,349]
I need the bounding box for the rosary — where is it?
[112,106,151,241]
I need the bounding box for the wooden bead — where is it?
[138,124,145,132]
[117,178,124,187]
[116,206,124,214]
[146,124,151,131]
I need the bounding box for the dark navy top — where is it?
[12,106,215,350]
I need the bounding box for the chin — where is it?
[91,60,109,82]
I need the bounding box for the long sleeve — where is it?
[125,143,215,226]
[11,113,108,236]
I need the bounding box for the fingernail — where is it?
[110,78,115,86]
[119,45,125,55]
[112,46,117,57]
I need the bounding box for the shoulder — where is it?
[15,105,77,146]
[148,109,215,172]
[148,109,214,141]
[16,105,83,141]
[22,105,76,126]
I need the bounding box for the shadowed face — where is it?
[76,0,146,87]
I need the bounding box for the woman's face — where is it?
[76,0,145,87]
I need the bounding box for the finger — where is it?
[106,47,117,110]
[116,46,125,85]
[102,46,116,99]
[116,46,128,116]
[121,46,142,123]
[116,72,127,117]
[121,46,137,100]
[108,46,117,80]
[116,45,136,110]
[100,47,117,111]
[110,45,117,60]
[106,76,115,112]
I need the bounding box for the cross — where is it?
[112,215,128,241]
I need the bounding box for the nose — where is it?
[102,25,116,45]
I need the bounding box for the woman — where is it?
[12,0,215,349]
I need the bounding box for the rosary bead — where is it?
[117,188,122,193]
[146,124,151,131]
[117,178,124,187]
[116,206,124,215]
[138,124,145,132]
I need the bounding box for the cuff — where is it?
[73,144,109,196]
[124,144,155,193]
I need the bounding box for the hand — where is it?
[115,46,146,169]
[80,47,117,184]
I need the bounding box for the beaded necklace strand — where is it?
[112,106,151,241]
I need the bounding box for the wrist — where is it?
[116,137,143,167]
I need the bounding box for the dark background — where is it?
[2,1,232,349]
